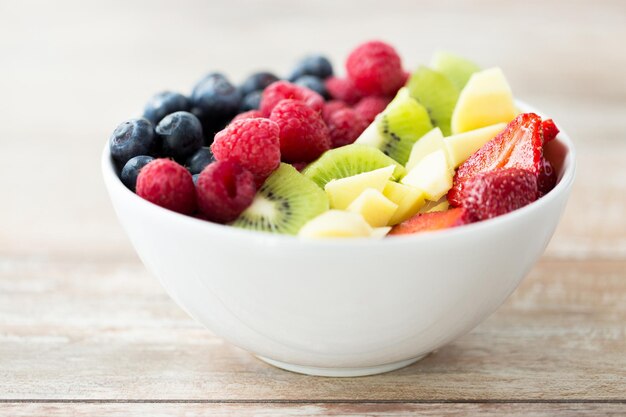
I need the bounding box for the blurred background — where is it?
[0,0,624,260]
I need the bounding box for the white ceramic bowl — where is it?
[102,106,575,377]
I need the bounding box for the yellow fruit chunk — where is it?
[370,226,392,238]
[405,127,446,171]
[298,210,372,238]
[420,197,450,213]
[451,68,516,134]
[401,150,453,201]
[444,123,507,168]
[383,181,426,225]
[347,188,398,227]
[324,165,395,210]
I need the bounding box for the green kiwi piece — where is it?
[406,66,460,136]
[430,51,481,90]
[355,88,433,166]
[303,144,406,189]
[232,163,328,235]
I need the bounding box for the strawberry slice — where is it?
[389,208,470,236]
[537,158,557,196]
[541,119,559,143]
[448,113,543,206]
[462,168,538,221]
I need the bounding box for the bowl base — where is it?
[256,354,426,377]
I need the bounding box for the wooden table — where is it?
[1,1,625,415]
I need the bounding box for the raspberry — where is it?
[196,160,256,223]
[322,100,349,123]
[325,108,368,148]
[136,159,196,214]
[259,81,324,117]
[269,99,331,162]
[231,110,263,123]
[324,77,363,105]
[462,168,538,221]
[537,158,557,196]
[353,96,390,123]
[346,40,404,96]
[211,118,281,179]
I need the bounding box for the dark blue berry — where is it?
[120,155,154,191]
[142,91,189,125]
[294,75,328,99]
[239,72,279,96]
[156,111,204,161]
[287,55,333,81]
[191,73,241,122]
[186,147,214,174]
[109,118,155,167]
[192,173,200,185]
[239,90,262,112]
[191,72,228,97]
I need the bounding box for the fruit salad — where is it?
[109,41,559,238]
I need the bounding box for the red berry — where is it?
[542,119,559,143]
[136,159,196,214]
[462,168,538,221]
[259,81,324,117]
[291,162,309,172]
[448,113,544,206]
[389,208,469,236]
[353,96,390,123]
[325,108,368,148]
[269,99,331,162]
[196,160,256,223]
[537,158,557,196]
[346,40,404,96]
[322,100,349,123]
[231,110,263,123]
[211,118,281,180]
[324,77,364,105]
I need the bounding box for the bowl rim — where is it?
[102,100,576,247]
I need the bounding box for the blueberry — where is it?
[192,173,200,185]
[109,118,156,167]
[239,72,279,96]
[186,147,214,174]
[294,75,328,99]
[120,155,154,191]
[156,111,204,161]
[142,91,190,125]
[191,73,241,122]
[191,107,229,143]
[239,90,262,112]
[287,55,333,81]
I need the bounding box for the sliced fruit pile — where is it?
[109,41,560,238]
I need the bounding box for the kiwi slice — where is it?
[303,144,406,189]
[406,66,460,136]
[355,89,433,166]
[232,163,328,235]
[430,51,481,90]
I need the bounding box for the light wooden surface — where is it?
[1,0,625,415]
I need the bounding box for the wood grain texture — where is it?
[1,403,625,417]
[0,0,625,415]
[1,259,624,401]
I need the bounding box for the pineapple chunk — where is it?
[444,123,507,168]
[420,197,450,213]
[347,188,398,227]
[324,165,395,210]
[405,127,446,171]
[383,181,426,225]
[298,210,372,238]
[451,68,516,134]
[401,150,453,201]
